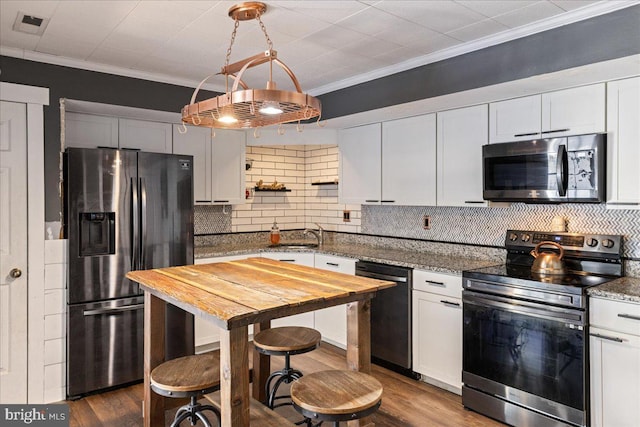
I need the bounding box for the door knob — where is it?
[9,268,22,278]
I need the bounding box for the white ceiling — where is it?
[1,1,637,95]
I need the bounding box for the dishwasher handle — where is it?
[356,269,408,283]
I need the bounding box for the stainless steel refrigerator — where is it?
[64,147,195,398]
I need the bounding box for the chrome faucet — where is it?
[303,223,324,247]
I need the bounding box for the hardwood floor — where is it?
[67,344,504,427]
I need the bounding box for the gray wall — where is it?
[0,5,638,220]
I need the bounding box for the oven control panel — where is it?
[505,230,622,255]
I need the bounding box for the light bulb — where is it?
[217,114,238,124]
[259,101,283,115]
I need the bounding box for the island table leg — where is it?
[347,299,375,427]
[220,326,251,427]
[252,320,271,402]
[143,292,166,427]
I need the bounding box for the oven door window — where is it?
[484,153,556,191]
[463,296,584,410]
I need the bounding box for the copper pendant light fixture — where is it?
[181,2,322,130]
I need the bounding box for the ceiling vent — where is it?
[13,12,49,36]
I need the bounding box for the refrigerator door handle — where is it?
[131,177,139,270]
[140,177,147,269]
[83,303,145,316]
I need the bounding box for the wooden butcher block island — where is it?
[127,257,395,427]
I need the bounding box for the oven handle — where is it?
[463,292,585,324]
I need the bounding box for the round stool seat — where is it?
[151,351,221,393]
[150,351,222,427]
[291,370,382,425]
[253,326,321,355]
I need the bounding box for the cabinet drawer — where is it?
[314,254,356,275]
[591,297,640,336]
[413,269,462,299]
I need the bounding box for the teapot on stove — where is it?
[530,241,566,275]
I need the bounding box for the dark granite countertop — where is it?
[195,242,501,275]
[588,276,640,304]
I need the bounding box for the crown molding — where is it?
[308,1,639,95]
[1,1,636,96]
[0,46,223,92]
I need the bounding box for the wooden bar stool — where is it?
[150,351,221,427]
[290,370,383,427]
[253,326,321,409]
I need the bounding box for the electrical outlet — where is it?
[343,210,351,222]
[423,215,431,229]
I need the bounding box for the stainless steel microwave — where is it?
[482,133,606,203]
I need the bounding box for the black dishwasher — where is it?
[355,261,416,378]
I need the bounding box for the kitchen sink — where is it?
[270,243,318,249]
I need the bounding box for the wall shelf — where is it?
[254,187,291,192]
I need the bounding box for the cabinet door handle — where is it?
[196,200,212,203]
[513,132,539,137]
[278,259,296,262]
[365,199,379,203]
[541,128,570,134]
[618,313,640,321]
[464,201,485,204]
[425,280,445,288]
[326,262,339,267]
[440,300,461,308]
[590,333,625,343]
[213,200,230,203]
[381,200,395,203]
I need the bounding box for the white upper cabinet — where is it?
[65,114,172,153]
[606,77,640,207]
[339,123,382,205]
[173,125,212,203]
[173,127,246,205]
[437,104,488,207]
[211,130,246,205]
[118,118,172,153]
[65,112,118,149]
[489,83,606,143]
[541,83,605,137]
[489,95,541,143]
[382,114,437,206]
[339,116,437,206]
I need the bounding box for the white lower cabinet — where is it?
[193,254,256,349]
[260,252,315,328]
[590,297,640,427]
[412,270,462,394]
[313,254,357,348]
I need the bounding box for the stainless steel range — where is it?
[462,230,623,427]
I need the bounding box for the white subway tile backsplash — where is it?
[44,289,65,316]
[43,387,65,404]
[44,314,65,341]
[44,338,65,366]
[44,362,65,391]
[45,240,67,264]
[44,264,66,290]
[196,144,361,235]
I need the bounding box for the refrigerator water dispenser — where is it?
[79,212,115,256]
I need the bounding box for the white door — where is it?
[0,101,28,403]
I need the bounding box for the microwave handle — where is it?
[556,144,568,196]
